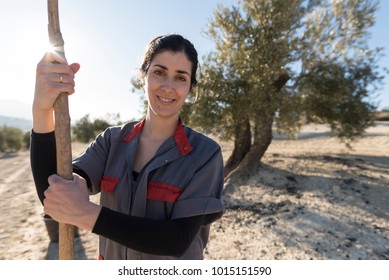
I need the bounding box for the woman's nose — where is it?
[162,76,175,91]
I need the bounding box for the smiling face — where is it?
[144,51,192,120]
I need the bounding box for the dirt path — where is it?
[0,144,98,260]
[0,150,48,259]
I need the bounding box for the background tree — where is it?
[0,126,24,152]
[72,114,112,143]
[298,0,384,142]
[72,115,95,143]
[0,128,5,152]
[23,131,31,149]
[183,0,385,180]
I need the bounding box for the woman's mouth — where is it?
[157,95,175,104]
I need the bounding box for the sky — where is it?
[0,0,388,123]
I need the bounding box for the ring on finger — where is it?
[59,74,63,83]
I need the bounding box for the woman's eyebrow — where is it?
[152,64,190,76]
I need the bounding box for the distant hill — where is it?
[0,100,32,131]
[0,100,32,120]
[0,115,32,132]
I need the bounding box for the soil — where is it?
[1,122,388,260]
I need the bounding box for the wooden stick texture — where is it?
[47,0,75,260]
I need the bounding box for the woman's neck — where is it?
[143,112,179,142]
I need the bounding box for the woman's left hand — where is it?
[44,173,101,231]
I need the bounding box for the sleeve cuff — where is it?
[92,206,110,235]
[31,130,55,141]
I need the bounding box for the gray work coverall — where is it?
[73,119,224,259]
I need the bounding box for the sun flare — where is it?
[47,44,65,54]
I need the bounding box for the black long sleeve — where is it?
[30,130,57,205]
[29,130,220,256]
[93,207,217,256]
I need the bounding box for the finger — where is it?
[72,173,89,192]
[73,173,82,183]
[43,187,52,198]
[38,71,76,95]
[47,174,63,186]
[43,185,58,203]
[49,73,75,85]
[70,63,81,74]
[43,201,57,221]
[37,81,75,99]
[36,61,74,82]
[37,62,77,84]
[48,173,80,188]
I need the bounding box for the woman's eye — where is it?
[176,76,187,82]
[154,70,164,76]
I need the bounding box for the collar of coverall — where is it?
[123,117,193,156]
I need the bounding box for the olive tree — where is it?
[185,0,384,179]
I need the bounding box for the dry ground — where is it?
[0,122,388,260]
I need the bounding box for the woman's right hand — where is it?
[33,51,80,133]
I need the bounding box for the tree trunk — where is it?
[224,116,251,177]
[224,73,289,183]
[223,108,274,195]
[240,109,274,175]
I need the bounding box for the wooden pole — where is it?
[47,0,75,260]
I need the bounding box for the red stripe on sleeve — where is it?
[100,176,119,193]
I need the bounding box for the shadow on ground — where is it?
[222,152,389,259]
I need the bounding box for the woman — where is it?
[30,34,224,260]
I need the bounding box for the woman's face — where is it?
[144,51,192,120]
